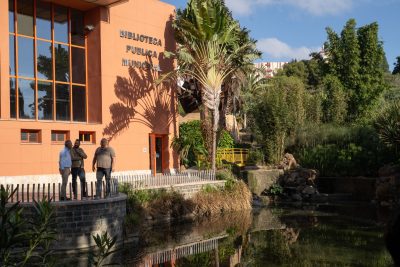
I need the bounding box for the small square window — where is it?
[79,131,95,144]
[51,130,69,143]
[21,129,41,143]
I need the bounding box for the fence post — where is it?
[22,184,25,202]
[11,184,14,203]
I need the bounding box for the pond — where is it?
[60,203,395,266]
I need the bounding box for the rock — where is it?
[291,193,302,201]
[378,164,400,177]
[243,168,284,196]
[376,182,392,201]
[278,153,299,170]
[302,186,316,195]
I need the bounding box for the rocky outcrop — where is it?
[375,164,400,207]
[279,167,319,202]
[243,167,284,196]
[278,153,299,170]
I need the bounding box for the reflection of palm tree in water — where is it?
[103,61,175,140]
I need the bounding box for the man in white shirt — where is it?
[59,140,72,201]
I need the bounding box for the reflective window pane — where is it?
[9,0,14,33]
[55,44,69,82]
[36,1,51,40]
[56,83,70,121]
[10,78,16,118]
[71,10,84,46]
[72,47,86,84]
[17,0,34,36]
[18,79,35,119]
[37,40,52,80]
[72,85,86,122]
[38,81,53,120]
[18,37,34,78]
[54,6,68,43]
[9,35,15,75]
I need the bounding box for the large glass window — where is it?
[9,35,15,75]
[17,0,34,37]
[9,0,14,33]
[72,47,86,84]
[38,81,53,120]
[18,79,35,119]
[71,10,85,46]
[37,40,52,80]
[56,83,70,121]
[9,1,87,122]
[10,78,16,119]
[54,6,68,43]
[55,44,70,82]
[36,1,51,40]
[72,85,86,122]
[18,37,34,78]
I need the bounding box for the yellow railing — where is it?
[217,148,249,167]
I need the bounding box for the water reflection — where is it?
[122,204,393,267]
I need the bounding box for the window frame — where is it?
[9,0,88,122]
[51,130,69,144]
[78,131,95,144]
[20,129,41,144]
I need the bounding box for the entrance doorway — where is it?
[149,134,168,175]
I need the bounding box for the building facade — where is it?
[0,0,178,178]
[254,61,288,78]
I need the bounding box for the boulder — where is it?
[278,153,299,170]
[243,168,284,196]
[302,185,317,196]
[378,164,400,177]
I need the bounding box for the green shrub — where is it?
[173,120,235,167]
[247,149,265,166]
[218,130,234,148]
[289,124,398,176]
[268,184,284,196]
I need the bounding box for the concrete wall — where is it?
[20,194,127,250]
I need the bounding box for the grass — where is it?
[120,179,252,227]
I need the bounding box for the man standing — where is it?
[92,138,116,198]
[59,140,72,201]
[71,139,87,199]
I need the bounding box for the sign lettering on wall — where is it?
[120,30,162,71]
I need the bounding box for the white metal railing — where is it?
[1,178,119,203]
[114,170,216,189]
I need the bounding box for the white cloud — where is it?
[257,38,319,60]
[225,0,353,16]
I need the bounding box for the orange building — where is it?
[0,0,179,180]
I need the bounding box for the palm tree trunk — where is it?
[212,93,220,173]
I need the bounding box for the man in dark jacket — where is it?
[70,139,87,199]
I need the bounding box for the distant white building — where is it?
[254,62,288,78]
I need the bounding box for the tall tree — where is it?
[166,0,259,171]
[393,56,400,75]
[324,19,387,120]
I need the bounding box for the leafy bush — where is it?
[289,124,398,176]
[218,130,235,148]
[374,101,400,149]
[173,120,234,167]
[247,149,265,166]
[0,186,57,266]
[268,184,284,196]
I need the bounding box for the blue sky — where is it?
[163,0,400,70]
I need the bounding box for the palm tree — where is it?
[161,0,260,172]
